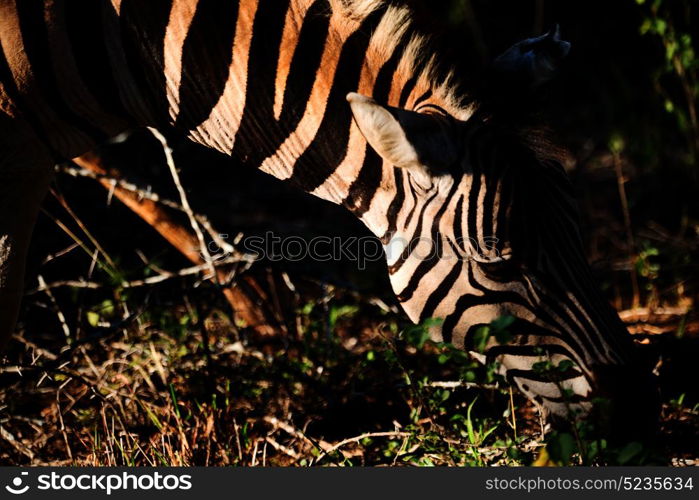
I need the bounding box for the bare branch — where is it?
[147,127,217,282]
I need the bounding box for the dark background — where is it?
[29,0,699,307]
[3,0,698,466]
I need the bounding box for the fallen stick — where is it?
[71,151,282,336]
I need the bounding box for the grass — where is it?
[2,0,699,465]
[1,276,697,466]
[1,287,517,466]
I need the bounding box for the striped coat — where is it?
[0,0,657,435]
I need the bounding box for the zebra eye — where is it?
[478,257,520,282]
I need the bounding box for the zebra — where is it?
[0,0,657,436]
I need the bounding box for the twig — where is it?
[509,386,517,441]
[58,164,182,211]
[148,127,216,282]
[0,425,35,460]
[313,431,411,464]
[263,416,331,452]
[612,151,640,308]
[71,148,280,335]
[40,208,116,279]
[59,163,236,245]
[232,417,243,462]
[426,381,499,390]
[11,334,58,361]
[264,437,300,460]
[27,256,253,295]
[618,306,691,321]
[50,188,117,270]
[68,153,270,255]
[37,275,71,342]
[55,391,74,461]
[26,279,102,293]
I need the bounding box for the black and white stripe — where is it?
[0,0,653,425]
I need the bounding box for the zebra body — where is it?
[0,0,656,431]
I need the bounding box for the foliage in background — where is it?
[637,0,698,167]
[1,0,698,466]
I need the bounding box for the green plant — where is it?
[637,0,699,164]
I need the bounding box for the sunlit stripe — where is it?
[475,172,488,255]
[450,302,538,349]
[163,0,198,122]
[499,335,594,380]
[401,252,457,318]
[393,174,417,243]
[359,160,396,237]
[110,0,122,15]
[490,176,503,243]
[188,0,258,154]
[260,8,370,180]
[311,5,410,204]
[388,191,447,291]
[273,0,315,121]
[384,231,408,268]
[387,36,423,107]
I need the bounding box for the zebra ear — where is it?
[493,25,571,88]
[346,93,456,174]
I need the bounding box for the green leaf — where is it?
[557,359,575,372]
[547,432,576,465]
[609,133,625,154]
[403,325,430,349]
[492,315,515,331]
[329,304,360,329]
[86,311,100,327]
[473,326,490,353]
[654,18,667,35]
[402,318,442,349]
[141,403,163,430]
[493,327,513,345]
[466,397,478,445]
[617,442,644,465]
[533,360,553,373]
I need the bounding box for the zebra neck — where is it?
[142,0,466,233]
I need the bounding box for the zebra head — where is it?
[346,91,658,435]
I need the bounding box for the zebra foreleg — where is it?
[0,118,53,347]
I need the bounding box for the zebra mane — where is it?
[518,126,574,171]
[328,0,472,120]
[331,1,571,171]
